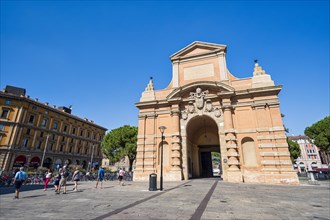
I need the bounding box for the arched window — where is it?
[241,137,257,166]
[311,162,318,168]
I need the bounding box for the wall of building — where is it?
[0,89,107,172]
[289,136,324,171]
[134,42,299,185]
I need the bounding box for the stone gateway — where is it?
[134,41,299,185]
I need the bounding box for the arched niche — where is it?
[241,137,257,166]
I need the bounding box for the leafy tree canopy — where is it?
[304,116,330,153]
[101,125,138,171]
[287,139,300,162]
[282,113,300,160]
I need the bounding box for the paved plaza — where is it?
[0,178,329,220]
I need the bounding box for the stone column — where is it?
[74,139,78,154]
[171,110,181,169]
[9,106,24,146]
[223,101,242,182]
[15,127,23,148]
[172,61,179,87]
[169,109,182,180]
[134,114,155,181]
[55,121,63,152]
[217,51,228,81]
[134,115,146,173]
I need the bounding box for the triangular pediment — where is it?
[170,41,227,61]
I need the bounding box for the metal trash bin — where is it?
[149,173,157,191]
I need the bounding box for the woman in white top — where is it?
[44,169,52,191]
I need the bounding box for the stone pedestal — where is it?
[166,170,182,181]
[227,170,243,183]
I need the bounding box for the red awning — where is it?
[14,155,27,163]
[312,168,330,172]
[30,157,41,163]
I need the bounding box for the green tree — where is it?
[282,114,300,161]
[305,116,330,160]
[211,152,220,163]
[287,138,300,162]
[101,125,138,171]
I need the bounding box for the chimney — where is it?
[4,85,26,96]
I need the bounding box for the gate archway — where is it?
[134,41,299,185]
[186,115,220,178]
[43,158,52,169]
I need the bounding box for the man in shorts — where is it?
[59,165,69,194]
[95,167,104,189]
[13,167,27,199]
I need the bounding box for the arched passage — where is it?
[13,155,27,168]
[186,115,220,178]
[30,156,41,168]
[55,158,62,170]
[43,158,52,169]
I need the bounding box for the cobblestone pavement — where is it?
[0,178,329,220]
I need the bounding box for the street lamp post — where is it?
[41,134,50,168]
[159,126,166,191]
[89,144,95,172]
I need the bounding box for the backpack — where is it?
[63,170,69,178]
[16,171,27,182]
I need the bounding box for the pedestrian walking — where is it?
[72,167,80,192]
[95,167,104,189]
[54,169,61,194]
[118,168,125,186]
[86,171,91,181]
[44,169,52,191]
[13,167,27,199]
[58,165,69,194]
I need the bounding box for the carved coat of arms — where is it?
[190,88,209,109]
[181,87,222,120]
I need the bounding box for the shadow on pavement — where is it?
[0,183,74,195]
[22,194,46,199]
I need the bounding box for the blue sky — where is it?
[1,1,329,135]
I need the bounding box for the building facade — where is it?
[134,41,299,185]
[0,86,107,172]
[102,156,136,172]
[288,135,324,172]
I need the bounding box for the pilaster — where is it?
[168,109,182,180]
[223,102,242,182]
